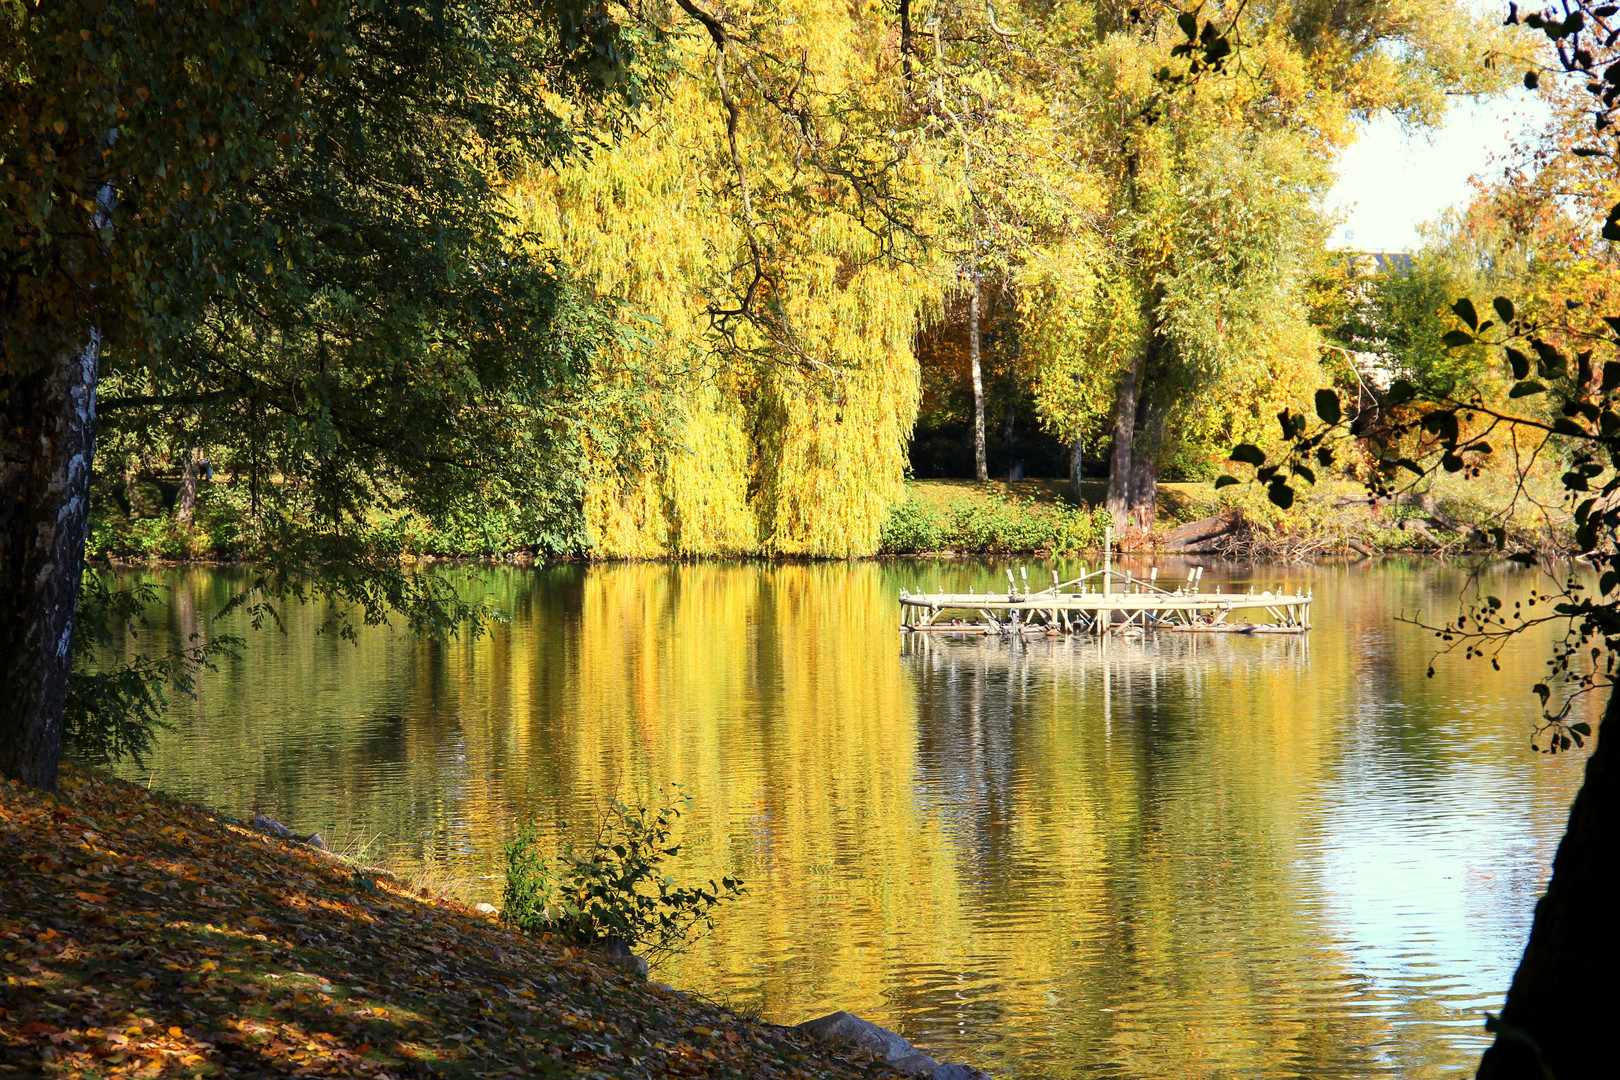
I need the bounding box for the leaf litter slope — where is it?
[0,767,907,1079]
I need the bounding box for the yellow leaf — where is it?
[74,890,111,903]
[168,1026,183,1038]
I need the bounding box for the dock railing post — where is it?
[1103,527,1112,597]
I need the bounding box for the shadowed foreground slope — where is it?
[0,767,906,1079]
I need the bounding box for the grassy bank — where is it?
[882,476,1560,557]
[0,767,908,1079]
[90,470,1558,564]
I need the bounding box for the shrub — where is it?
[939,494,1109,554]
[502,789,744,963]
[878,496,945,553]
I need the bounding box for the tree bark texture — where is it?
[1126,393,1163,532]
[1069,437,1083,504]
[0,338,101,790]
[1476,693,1619,1080]
[175,447,202,527]
[1106,351,1143,527]
[969,277,987,482]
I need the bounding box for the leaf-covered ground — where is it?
[0,766,906,1079]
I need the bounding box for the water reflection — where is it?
[107,559,1590,1079]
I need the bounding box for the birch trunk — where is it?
[969,277,987,482]
[0,337,102,790]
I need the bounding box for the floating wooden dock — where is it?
[898,530,1312,636]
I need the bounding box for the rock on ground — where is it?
[250,815,293,838]
[795,1010,993,1078]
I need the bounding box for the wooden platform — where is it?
[898,530,1312,636]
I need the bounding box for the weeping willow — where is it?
[512,6,953,558]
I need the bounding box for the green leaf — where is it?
[1314,388,1341,425]
[1451,298,1479,331]
[1442,452,1464,472]
[1441,329,1475,349]
[1509,380,1547,398]
[1213,475,1240,488]
[1493,296,1516,324]
[1554,418,1588,437]
[1267,481,1294,509]
[1384,380,1416,405]
[1293,463,1316,485]
[1229,443,1266,466]
[1177,11,1198,38]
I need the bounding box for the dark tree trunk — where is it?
[1477,693,1619,1080]
[0,338,101,790]
[175,447,202,527]
[1125,393,1163,533]
[1003,387,1017,481]
[969,277,987,482]
[1105,350,1142,526]
[1069,437,1083,504]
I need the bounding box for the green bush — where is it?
[878,496,945,553]
[940,495,1109,554]
[502,789,745,963]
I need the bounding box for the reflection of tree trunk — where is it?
[969,277,987,482]
[176,447,202,528]
[0,338,101,790]
[1069,438,1083,503]
[1477,694,1618,1080]
[1126,393,1163,532]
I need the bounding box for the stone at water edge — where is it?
[251,815,293,838]
[303,832,330,851]
[933,1065,994,1080]
[795,1011,972,1077]
[473,903,499,917]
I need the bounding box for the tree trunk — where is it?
[1003,385,1017,482]
[969,277,987,482]
[1126,393,1163,533]
[0,337,102,791]
[1476,693,1619,1080]
[1105,351,1143,526]
[1069,437,1083,504]
[176,447,202,527]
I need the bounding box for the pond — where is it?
[107,557,1593,1079]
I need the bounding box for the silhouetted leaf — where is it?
[1229,443,1266,466]
[1314,389,1341,425]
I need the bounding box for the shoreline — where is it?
[0,765,941,1079]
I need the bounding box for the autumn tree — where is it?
[0,0,657,789]
[1222,5,1620,1073]
[1002,0,1507,533]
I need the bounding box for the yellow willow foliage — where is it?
[513,19,954,558]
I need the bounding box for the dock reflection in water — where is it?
[109,559,1589,1079]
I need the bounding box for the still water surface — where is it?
[111,558,1593,1079]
